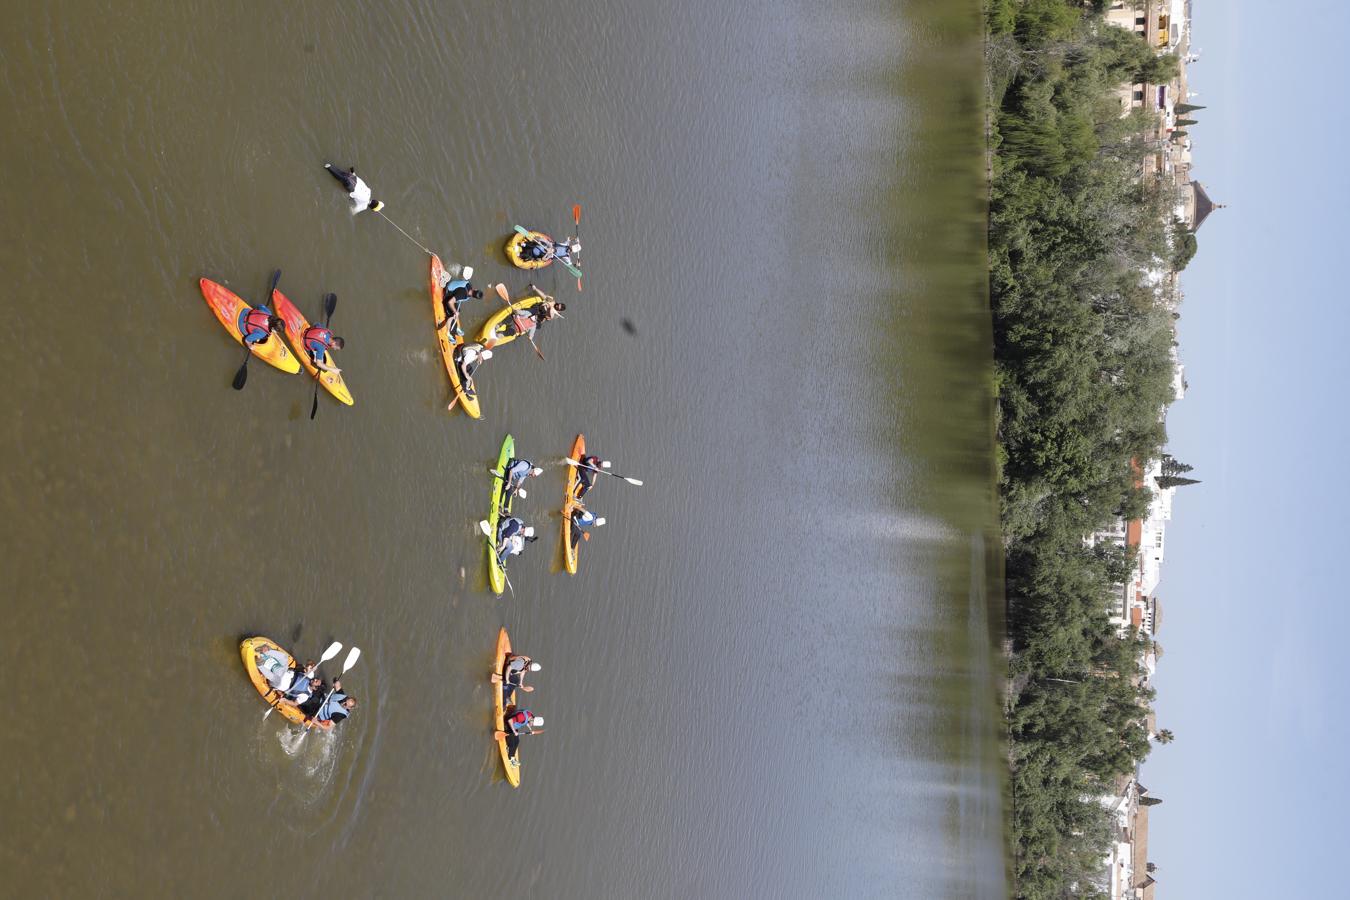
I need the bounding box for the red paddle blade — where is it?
[572,204,581,225]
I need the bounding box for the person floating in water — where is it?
[324,163,384,214]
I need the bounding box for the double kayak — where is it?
[504,227,554,270]
[487,434,514,596]
[199,278,301,374]
[562,434,585,575]
[429,254,481,419]
[493,627,522,787]
[271,288,354,406]
[239,636,332,731]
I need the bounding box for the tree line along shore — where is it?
[985,1,1191,897]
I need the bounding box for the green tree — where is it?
[1154,475,1200,489]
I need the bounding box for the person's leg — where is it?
[502,682,516,704]
[505,732,520,758]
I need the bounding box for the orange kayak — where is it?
[271,289,354,406]
[199,278,301,374]
[494,627,522,787]
[429,254,481,419]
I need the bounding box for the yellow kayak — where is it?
[239,637,331,731]
[562,434,585,575]
[477,299,539,348]
[505,228,554,270]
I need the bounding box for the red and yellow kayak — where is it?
[494,627,522,787]
[271,288,354,406]
[239,636,332,731]
[429,254,481,419]
[200,278,301,374]
[562,434,585,575]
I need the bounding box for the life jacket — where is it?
[506,709,533,733]
[551,242,572,263]
[443,279,469,300]
[315,691,350,723]
[506,459,533,484]
[302,325,332,356]
[240,306,273,339]
[573,508,596,528]
[498,517,524,541]
[511,313,537,335]
[286,672,314,698]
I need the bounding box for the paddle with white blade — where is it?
[264,640,342,720]
[299,646,361,742]
[479,519,516,597]
[564,457,643,486]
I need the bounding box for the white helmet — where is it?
[529,662,542,672]
[480,348,494,360]
[569,240,581,253]
[462,265,474,279]
[516,488,528,499]
[595,517,607,526]
[601,460,612,469]
[523,526,536,538]
[530,467,543,477]
[531,716,544,728]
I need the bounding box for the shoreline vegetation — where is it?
[984,2,1184,897]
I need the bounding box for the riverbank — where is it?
[985,3,1180,897]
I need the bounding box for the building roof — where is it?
[1132,805,1151,888]
[1127,520,1142,549]
[1152,598,1163,634]
[1191,181,1223,230]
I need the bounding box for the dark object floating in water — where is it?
[621,318,637,335]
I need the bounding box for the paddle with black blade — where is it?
[309,292,338,420]
[563,456,644,486]
[264,640,342,720]
[571,204,583,292]
[299,645,361,742]
[493,283,545,362]
[232,269,282,391]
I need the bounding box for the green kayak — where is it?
[487,434,514,596]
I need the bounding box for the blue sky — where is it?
[1145,1,1350,894]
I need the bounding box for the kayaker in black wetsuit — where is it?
[436,268,484,333]
[575,454,608,499]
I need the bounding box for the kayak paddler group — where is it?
[219,160,651,788]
